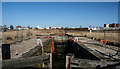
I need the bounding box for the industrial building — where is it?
[104,23,119,28]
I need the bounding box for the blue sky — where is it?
[2,2,118,28]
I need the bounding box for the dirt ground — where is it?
[67,30,119,43]
[0,38,48,59]
[2,29,65,44]
[1,29,119,44]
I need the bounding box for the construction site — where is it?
[0,29,120,69]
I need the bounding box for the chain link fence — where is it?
[2,29,31,44]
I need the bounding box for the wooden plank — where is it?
[71,58,119,69]
[2,55,49,69]
[77,41,119,60]
[2,44,11,60]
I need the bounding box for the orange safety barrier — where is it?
[69,37,73,41]
[45,36,50,38]
[103,39,107,44]
[52,38,55,53]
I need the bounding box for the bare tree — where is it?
[10,25,14,30]
[3,25,8,32]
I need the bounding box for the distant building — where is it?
[104,23,119,30]
[111,23,119,27]
[58,27,61,29]
[51,26,58,29]
[88,27,100,30]
[46,27,49,29]
[104,23,119,28]
[36,26,43,29]
[16,26,28,30]
[75,28,88,30]
[104,24,109,28]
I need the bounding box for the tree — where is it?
[30,27,32,29]
[3,25,7,28]
[27,26,30,29]
[34,27,38,29]
[89,25,92,28]
[3,25,8,32]
[10,25,14,30]
[80,26,82,28]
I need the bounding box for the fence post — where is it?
[29,29,30,39]
[2,29,5,44]
[45,52,52,68]
[104,30,106,40]
[27,29,29,39]
[0,44,2,69]
[21,30,23,41]
[90,29,92,38]
[2,44,11,60]
[16,29,18,43]
[66,53,74,69]
[85,31,87,37]
[40,39,44,68]
[118,30,120,59]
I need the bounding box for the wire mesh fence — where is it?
[1,29,119,45]
[66,30,119,44]
[2,29,31,44]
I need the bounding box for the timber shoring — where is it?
[2,39,52,69]
[2,55,49,69]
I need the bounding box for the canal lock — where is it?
[52,36,99,69]
[19,36,100,69]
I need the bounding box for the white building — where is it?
[105,24,109,28]
[46,27,49,29]
[36,26,43,29]
[51,26,58,29]
[88,27,100,30]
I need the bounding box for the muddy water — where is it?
[52,40,99,69]
[52,42,68,69]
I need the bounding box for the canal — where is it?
[52,36,99,69]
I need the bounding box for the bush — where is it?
[6,36,12,40]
